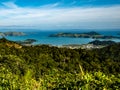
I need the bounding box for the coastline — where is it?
[0,30,120,48]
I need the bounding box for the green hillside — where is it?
[0,38,120,90]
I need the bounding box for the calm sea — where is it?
[0,29,120,46]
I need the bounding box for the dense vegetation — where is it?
[0,38,120,90]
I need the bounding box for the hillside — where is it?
[0,38,120,89]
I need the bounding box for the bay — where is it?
[0,29,120,46]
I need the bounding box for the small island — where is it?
[49,31,120,39]
[88,40,116,46]
[16,39,37,45]
[0,32,26,36]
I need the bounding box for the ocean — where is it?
[0,29,120,46]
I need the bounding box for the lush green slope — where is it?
[0,38,120,90]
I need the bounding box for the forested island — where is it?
[49,31,120,39]
[0,38,120,89]
[16,39,37,45]
[89,40,116,45]
[0,32,26,36]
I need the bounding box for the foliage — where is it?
[0,39,120,89]
[0,68,120,90]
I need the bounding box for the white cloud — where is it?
[2,1,18,9]
[0,2,120,29]
[40,2,61,8]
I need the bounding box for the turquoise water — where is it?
[0,30,120,46]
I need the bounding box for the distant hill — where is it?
[0,38,22,49]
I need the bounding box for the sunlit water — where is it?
[0,29,120,46]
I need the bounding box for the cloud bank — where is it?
[0,1,120,29]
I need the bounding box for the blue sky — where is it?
[0,0,120,30]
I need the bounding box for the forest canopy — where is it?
[0,38,120,90]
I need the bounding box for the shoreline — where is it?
[22,41,117,50]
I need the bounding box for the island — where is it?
[88,40,116,46]
[49,31,120,39]
[0,32,26,36]
[16,39,37,45]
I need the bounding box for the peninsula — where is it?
[49,31,120,39]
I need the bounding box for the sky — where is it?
[0,0,120,30]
